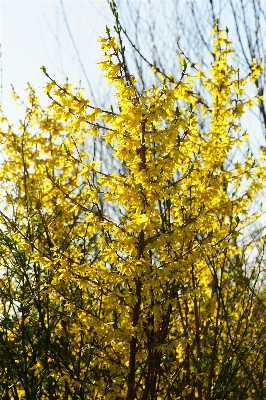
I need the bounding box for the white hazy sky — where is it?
[0,0,113,120]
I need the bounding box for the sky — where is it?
[0,0,112,120]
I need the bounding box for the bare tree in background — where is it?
[114,0,265,134]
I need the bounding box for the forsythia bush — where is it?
[0,21,266,399]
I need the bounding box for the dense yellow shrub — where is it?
[0,22,265,399]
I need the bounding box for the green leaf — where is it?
[165,198,171,208]
[104,231,109,244]
[138,183,144,193]
[37,224,44,233]
[199,204,205,212]
[175,107,181,117]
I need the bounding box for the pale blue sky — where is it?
[0,0,112,119]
